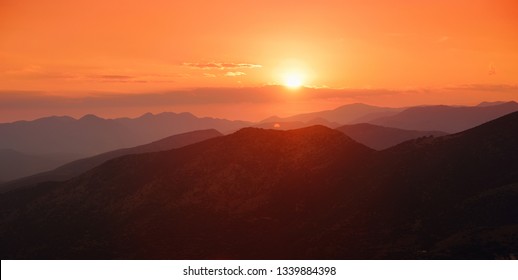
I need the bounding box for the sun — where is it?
[283,73,303,88]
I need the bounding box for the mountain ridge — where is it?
[0,129,223,193]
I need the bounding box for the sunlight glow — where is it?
[283,73,304,88]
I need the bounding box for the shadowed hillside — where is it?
[336,123,448,150]
[369,101,518,133]
[261,103,403,124]
[0,129,223,193]
[1,112,517,259]
[0,149,82,182]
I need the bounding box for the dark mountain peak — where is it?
[153,111,197,119]
[79,114,103,121]
[388,111,518,153]
[260,115,282,123]
[477,101,509,107]
[235,124,339,137]
[336,123,448,150]
[370,101,518,133]
[498,100,518,107]
[455,110,518,136]
[140,112,154,118]
[335,103,374,110]
[229,125,368,154]
[178,112,196,118]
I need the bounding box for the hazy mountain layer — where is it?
[0,149,83,182]
[1,112,517,259]
[0,129,222,193]
[370,101,518,133]
[0,113,250,156]
[336,123,448,150]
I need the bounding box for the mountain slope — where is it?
[0,126,374,259]
[0,129,223,193]
[336,123,448,150]
[369,101,518,133]
[0,149,82,182]
[366,111,518,258]
[1,112,517,259]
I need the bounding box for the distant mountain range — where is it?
[1,101,516,192]
[0,113,247,181]
[336,123,448,150]
[0,112,250,156]
[1,111,517,259]
[262,103,403,124]
[0,129,223,193]
[369,101,518,133]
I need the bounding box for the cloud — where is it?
[93,75,134,80]
[444,84,518,92]
[87,75,148,83]
[2,84,516,122]
[203,73,217,78]
[2,84,515,113]
[183,62,262,70]
[2,65,77,80]
[0,87,405,112]
[225,71,246,77]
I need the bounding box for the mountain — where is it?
[336,123,448,150]
[114,112,250,142]
[0,129,223,193]
[253,118,341,130]
[1,112,517,259]
[367,111,518,258]
[0,115,133,155]
[261,103,403,125]
[0,149,82,182]
[0,113,250,156]
[0,126,374,259]
[369,101,518,133]
[477,101,508,107]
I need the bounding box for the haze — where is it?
[1,0,517,122]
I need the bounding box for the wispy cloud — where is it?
[0,86,405,111]
[1,84,516,122]
[1,65,178,83]
[225,71,246,77]
[87,75,148,83]
[183,62,262,70]
[444,84,518,92]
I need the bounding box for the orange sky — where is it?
[1,0,517,121]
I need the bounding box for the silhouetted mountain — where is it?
[370,101,518,133]
[115,112,250,143]
[0,115,133,155]
[261,103,403,124]
[0,113,250,156]
[1,112,517,259]
[0,149,82,182]
[336,123,448,150]
[0,129,223,193]
[366,111,518,258]
[477,101,508,107]
[0,126,374,259]
[253,118,340,130]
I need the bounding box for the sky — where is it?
[1,0,517,122]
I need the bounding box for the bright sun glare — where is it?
[283,73,303,88]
